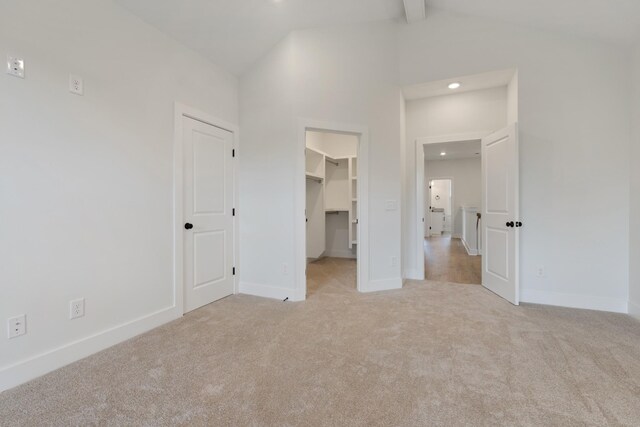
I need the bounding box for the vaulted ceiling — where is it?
[114,0,405,75]
[115,0,640,76]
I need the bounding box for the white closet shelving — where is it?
[349,157,358,248]
[305,146,357,260]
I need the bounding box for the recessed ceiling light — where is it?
[448,82,461,89]
[440,152,446,156]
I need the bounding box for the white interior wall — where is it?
[400,10,631,312]
[242,11,631,311]
[507,71,519,123]
[0,1,238,390]
[630,44,640,318]
[240,21,402,297]
[239,35,297,299]
[406,86,508,141]
[325,212,356,259]
[293,24,402,289]
[426,158,482,237]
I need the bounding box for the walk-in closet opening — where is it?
[305,130,359,297]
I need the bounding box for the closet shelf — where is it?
[325,208,348,213]
[305,172,323,182]
[352,198,358,202]
[351,240,358,245]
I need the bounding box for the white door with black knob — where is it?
[481,123,520,305]
[182,116,234,313]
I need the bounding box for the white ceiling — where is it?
[114,0,640,76]
[428,0,640,46]
[424,140,481,161]
[402,68,515,100]
[114,0,405,75]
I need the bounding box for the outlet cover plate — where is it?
[8,315,26,339]
[69,74,83,95]
[69,298,85,319]
[6,56,25,78]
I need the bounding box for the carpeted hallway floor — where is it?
[2,258,640,426]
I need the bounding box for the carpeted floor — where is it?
[2,257,640,426]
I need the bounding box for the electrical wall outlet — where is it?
[391,256,398,268]
[282,263,289,275]
[69,298,85,319]
[536,266,545,278]
[7,315,26,339]
[6,56,25,78]
[69,74,83,95]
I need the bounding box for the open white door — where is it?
[481,123,519,305]
[182,116,234,313]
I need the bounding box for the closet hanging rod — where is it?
[325,158,339,166]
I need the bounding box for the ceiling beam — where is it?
[403,0,426,24]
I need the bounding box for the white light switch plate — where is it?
[6,56,25,78]
[385,200,397,211]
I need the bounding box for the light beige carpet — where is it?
[2,257,640,426]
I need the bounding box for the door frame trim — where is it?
[295,119,370,300]
[414,131,490,280]
[173,102,239,315]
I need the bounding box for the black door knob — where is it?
[184,223,193,230]
[506,221,514,228]
[515,221,523,227]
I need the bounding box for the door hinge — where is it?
[232,149,235,157]
[422,218,425,222]
[232,208,236,216]
[233,267,236,275]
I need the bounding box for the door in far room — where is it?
[428,179,451,236]
[182,116,234,313]
[482,123,520,305]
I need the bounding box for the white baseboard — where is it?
[239,281,296,301]
[521,289,628,313]
[361,277,403,293]
[403,268,423,281]
[461,238,478,256]
[629,299,640,319]
[452,233,462,239]
[0,306,180,392]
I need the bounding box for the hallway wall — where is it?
[425,158,482,237]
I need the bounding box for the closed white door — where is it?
[481,123,520,305]
[183,116,234,313]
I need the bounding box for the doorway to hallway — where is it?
[424,235,481,284]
